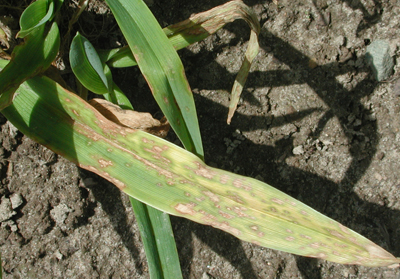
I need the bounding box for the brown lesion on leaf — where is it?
[80,165,126,190]
[203,190,220,203]
[174,203,197,215]
[365,243,399,260]
[233,206,253,218]
[72,109,80,117]
[334,243,348,248]
[131,151,176,180]
[226,191,245,204]
[145,145,171,165]
[300,210,308,216]
[166,180,175,186]
[286,236,295,241]
[186,161,216,179]
[338,223,351,234]
[271,198,284,205]
[219,210,234,219]
[204,220,241,237]
[233,178,252,191]
[300,234,312,240]
[250,225,258,231]
[195,196,205,202]
[328,229,345,239]
[310,242,320,248]
[286,199,297,206]
[269,206,277,213]
[220,174,230,184]
[98,158,113,168]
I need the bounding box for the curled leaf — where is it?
[89,98,170,138]
[17,0,55,38]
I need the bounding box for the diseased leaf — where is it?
[89,98,170,138]
[1,65,399,267]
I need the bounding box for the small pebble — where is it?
[365,40,394,81]
[292,145,304,155]
[10,193,23,209]
[376,152,385,160]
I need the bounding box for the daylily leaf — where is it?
[70,32,111,94]
[1,63,399,267]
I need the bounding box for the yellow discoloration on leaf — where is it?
[3,70,400,267]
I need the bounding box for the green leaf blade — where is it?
[105,0,203,158]
[17,0,54,38]
[1,69,399,268]
[70,32,110,94]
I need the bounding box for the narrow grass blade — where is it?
[104,0,203,158]
[1,67,399,267]
[129,199,164,279]
[99,0,260,124]
[131,198,183,279]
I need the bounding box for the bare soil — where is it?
[1,0,400,278]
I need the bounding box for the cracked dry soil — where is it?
[1,0,400,278]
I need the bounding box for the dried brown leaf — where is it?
[89,98,170,138]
